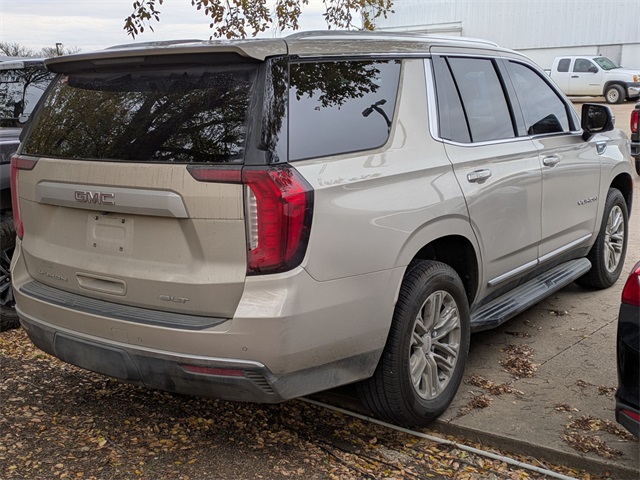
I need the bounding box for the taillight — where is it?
[631,108,639,134]
[188,164,313,275]
[620,409,640,422]
[621,261,640,307]
[10,156,38,239]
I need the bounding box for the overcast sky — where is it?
[0,0,330,53]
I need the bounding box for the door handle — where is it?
[467,169,492,183]
[543,155,561,167]
[571,75,579,78]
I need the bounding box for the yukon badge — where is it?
[74,190,115,205]
[577,196,598,206]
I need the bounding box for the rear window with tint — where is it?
[22,64,257,163]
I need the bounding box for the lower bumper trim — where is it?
[18,309,379,404]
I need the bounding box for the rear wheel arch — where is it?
[610,173,633,216]
[393,216,481,301]
[404,234,479,307]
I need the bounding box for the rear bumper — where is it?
[616,302,639,436]
[615,399,640,438]
[627,83,640,98]
[12,240,402,402]
[18,311,379,403]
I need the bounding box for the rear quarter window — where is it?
[288,59,401,161]
[557,59,571,73]
[22,64,258,164]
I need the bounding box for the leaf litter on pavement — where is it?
[0,328,618,479]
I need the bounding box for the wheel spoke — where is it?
[434,341,458,360]
[432,351,455,375]
[608,209,623,234]
[422,354,440,397]
[410,349,428,387]
[609,237,623,252]
[423,292,443,331]
[433,307,460,341]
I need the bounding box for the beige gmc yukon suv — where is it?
[10,32,634,427]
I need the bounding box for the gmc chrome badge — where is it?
[74,190,115,205]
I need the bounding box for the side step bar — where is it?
[470,258,591,332]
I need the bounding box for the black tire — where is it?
[576,188,628,289]
[356,260,470,427]
[1,214,19,331]
[635,157,640,176]
[605,85,625,104]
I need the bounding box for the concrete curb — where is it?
[432,419,638,480]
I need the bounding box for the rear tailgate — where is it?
[14,45,283,319]
[16,159,246,318]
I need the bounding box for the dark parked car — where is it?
[631,102,639,175]
[616,260,640,437]
[0,57,53,330]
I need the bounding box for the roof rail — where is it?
[284,30,500,47]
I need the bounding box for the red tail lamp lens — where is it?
[10,156,38,239]
[187,164,313,275]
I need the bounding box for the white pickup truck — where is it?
[547,56,640,104]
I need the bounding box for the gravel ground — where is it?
[0,328,613,480]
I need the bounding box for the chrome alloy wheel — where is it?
[604,205,625,273]
[409,290,461,400]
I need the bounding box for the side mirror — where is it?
[581,103,614,141]
[588,66,599,73]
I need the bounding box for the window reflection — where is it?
[24,65,257,163]
[288,60,402,161]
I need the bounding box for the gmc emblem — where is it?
[74,190,115,205]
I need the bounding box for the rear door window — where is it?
[434,56,516,143]
[22,64,258,163]
[288,59,401,161]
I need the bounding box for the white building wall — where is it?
[373,0,640,69]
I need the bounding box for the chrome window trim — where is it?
[424,56,582,146]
